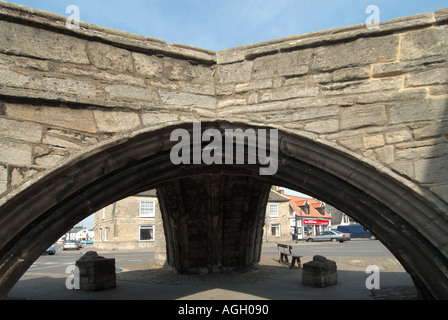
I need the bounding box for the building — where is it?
[325,203,354,228]
[287,193,333,240]
[61,227,94,242]
[94,189,165,251]
[263,188,333,242]
[94,187,334,249]
[264,188,292,242]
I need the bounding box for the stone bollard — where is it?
[76,251,116,291]
[302,255,337,287]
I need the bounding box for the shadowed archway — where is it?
[0,121,447,299]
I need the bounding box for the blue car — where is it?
[45,245,56,255]
[337,225,376,240]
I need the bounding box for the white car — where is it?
[63,240,80,250]
[307,230,351,243]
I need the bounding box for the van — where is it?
[336,225,376,240]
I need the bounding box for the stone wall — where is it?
[214,10,448,203]
[0,4,446,203]
[0,2,216,200]
[94,194,163,250]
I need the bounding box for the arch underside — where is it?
[0,121,448,299]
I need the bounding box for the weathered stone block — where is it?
[363,134,385,149]
[159,90,216,109]
[235,79,273,94]
[0,140,32,166]
[0,68,30,87]
[332,66,371,82]
[405,68,448,88]
[252,50,311,80]
[260,85,319,102]
[0,118,42,143]
[311,35,399,71]
[215,61,252,84]
[87,42,134,73]
[0,165,7,195]
[132,52,163,78]
[388,98,448,125]
[385,130,412,144]
[340,105,387,130]
[5,104,97,134]
[302,255,337,287]
[413,121,448,140]
[0,21,90,64]
[76,251,116,291]
[415,155,448,184]
[34,77,98,99]
[374,145,395,165]
[304,119,339,134]
[105,84,160,104]
[93,110,141,133]
[322,78,402,96]
[10,167,39,188]
[401,26,448,61]
[373,57,446,79]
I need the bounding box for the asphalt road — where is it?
[262,239,395,258]
[9,239,417,301]
[23,239,393,281]
[21,244,155,280]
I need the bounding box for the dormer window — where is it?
[316,203,326,216]
[300,201,310,215]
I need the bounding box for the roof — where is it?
[268,189,290,202]
[285,194,332,220]
[135,189,158,197]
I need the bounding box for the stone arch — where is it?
[0,121,447,299]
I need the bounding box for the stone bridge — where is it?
[0,2,447,299]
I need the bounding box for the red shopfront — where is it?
[303,219,331,237]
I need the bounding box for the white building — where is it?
[63,227,94,242]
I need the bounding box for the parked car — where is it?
[307,230,351,243]
[63,240,80,250]
[337,225,376,240]
[45,245,56,255]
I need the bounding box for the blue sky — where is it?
[5,0,448,51]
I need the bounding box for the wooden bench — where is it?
[277,243,302,268]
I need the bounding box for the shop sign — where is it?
[303,219,329,225]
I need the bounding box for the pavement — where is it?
[5,241,418,301]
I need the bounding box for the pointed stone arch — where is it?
[0,122,447,299]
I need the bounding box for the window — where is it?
[269,204,279,217]
[140,200,155,217]
[299,201,310,215]
[139,225,155,241]
[271,224,281,237]
[104,227,109,241]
